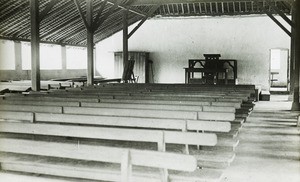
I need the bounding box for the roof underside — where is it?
[0,0,292,46]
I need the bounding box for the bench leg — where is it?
[160,169,169,182]
[121,150,132,182]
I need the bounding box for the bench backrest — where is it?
[63,106,235,121]
[0,138,197,182]
[0,122,218,153]
[0,112,231,133]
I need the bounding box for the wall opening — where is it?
[269,48,289,92]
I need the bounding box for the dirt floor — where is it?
[222,95,300,182]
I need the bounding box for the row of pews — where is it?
[0,83,255,182]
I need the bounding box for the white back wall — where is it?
[96,15,290,90]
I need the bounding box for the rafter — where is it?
[94,0,108,29]
[264,9,291,36]
[74,0,90,30]
[39,0,59,22]
[93,1,120,32]
[128,4,161,38]
[266,0,294,27]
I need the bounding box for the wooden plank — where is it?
[0,104,62,113]
[0,152,224,181]
[0,99,80,107]
[197,111,235,121]
[0,122,162,143]
[100,98,211,106]
[0,156,222,182]
[63,107,198,120]
[35,113,231,132]
[81,102,204,112]
[35,113,186,130]
[0,122,217,146]
[202,106,235,113]
[4,96,100,103]
[0,138,197,172]
[0,111,34,122]
[164,131,217,146]
[187,120,231,132]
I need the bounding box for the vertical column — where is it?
[30,0,40,91]
[14,41,22,79]
[122,10,129,81]
[290,7,296,93]
[61,45,67,71]
[292,0,300,111]
[86,0,94,85]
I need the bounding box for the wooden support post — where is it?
[122,10,129,81]
[61,45,67,73]
[30,0,41,91]
[14,41,22,79]
[290,7,296,93]
[292,0,300,111]
[87,0,94,86]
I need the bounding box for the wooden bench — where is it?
[0,111,236,168]
[0,98,236,113]
[0,138,219,182]
[62,106,235,121]
[0,122,217,153]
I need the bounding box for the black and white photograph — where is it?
[0,0,299,181]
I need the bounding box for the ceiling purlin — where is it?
[0,0,26,20]
[0,2,28,32]
[40,2,84,40]
[0,7,29,35]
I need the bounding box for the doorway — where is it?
[269,48,289,92]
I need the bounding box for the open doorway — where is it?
[269,48,289,93]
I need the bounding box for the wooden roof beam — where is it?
[266,0,294,27]
[39,0,59,22]
[74,0,90,30]
[93,1,120,32]
[106,0,147,16]
[124,0,293,6]
[0,36,86,47]
[128,4,161,39]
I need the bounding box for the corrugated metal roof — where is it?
[0,0,291,46]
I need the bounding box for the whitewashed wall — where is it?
[96,15,290,90]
